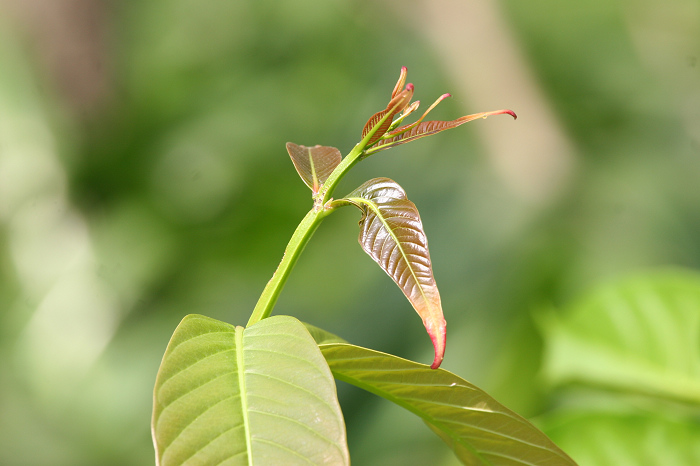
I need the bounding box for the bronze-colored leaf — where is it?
[361,84,414,147]
[390,66,408,99]
[344,178,446,369]
[286,142,342,193]
[368,109,517,154]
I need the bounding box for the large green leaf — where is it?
[344,177,446,369]
[310,327,575,466]
[539,270,700,404]
[152,314,349,466]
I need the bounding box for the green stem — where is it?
[321,144,364,203]
[247,103,400,326]
[246,208,327,327]
[322,100,402,203]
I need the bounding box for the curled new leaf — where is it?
[361,66,410,146]
[390,66,408,99]
[286,142,342,194]
[367,109,517,155]
[361,84,414,147]
[343,178,446,369]
[357,67,516,156]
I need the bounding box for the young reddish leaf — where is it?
[361,84,414,147]
[368,109,517,154]
[399,100,421,121]
[390,66,408,99]
[286,143,342,194]
[388,93,451,135]
[344,178,446,369]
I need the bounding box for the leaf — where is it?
[303,321,348,345]
[538,269,700,404]
[286,143,342,194]
[361,84,414,147]
[368,109,517,154]
[344,177,446,369]
[152,314,349,466]
[316,340,577,466]
[540,408,700,466]
[390,66,408,99]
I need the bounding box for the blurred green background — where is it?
[1,0,699,464]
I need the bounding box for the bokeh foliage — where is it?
[0,0,698,464]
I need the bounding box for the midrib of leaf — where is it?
[307,147,320,192]
[347,196,434,315]
[327,362,490,464]
[330,365,567,466]
[235,326,253,465]
[318,342,576,465]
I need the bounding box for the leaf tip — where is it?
[392,67,409,99]
[428,317,446,369]
[468,109,518,123]
[501,109,517,120]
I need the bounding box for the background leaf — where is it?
[152,314,349,466]
[539,269,700,404]
[540,405,700,466]
[345,177,446,369]
[537,270,700,465]
[317,341,576,466]
[286,143,342,194]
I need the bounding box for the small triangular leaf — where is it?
[344,177,446,368]
[286,142,342,193]
[314,340,577,466]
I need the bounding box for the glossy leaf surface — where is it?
[286,143,342,194]
[152,314,349,466]
[368,109,517,154]
[344,177,445,368]
[310,330,576,466]
[539,270,700,404]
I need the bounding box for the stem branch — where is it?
[246,208,327,327]
[247,104,399,326]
